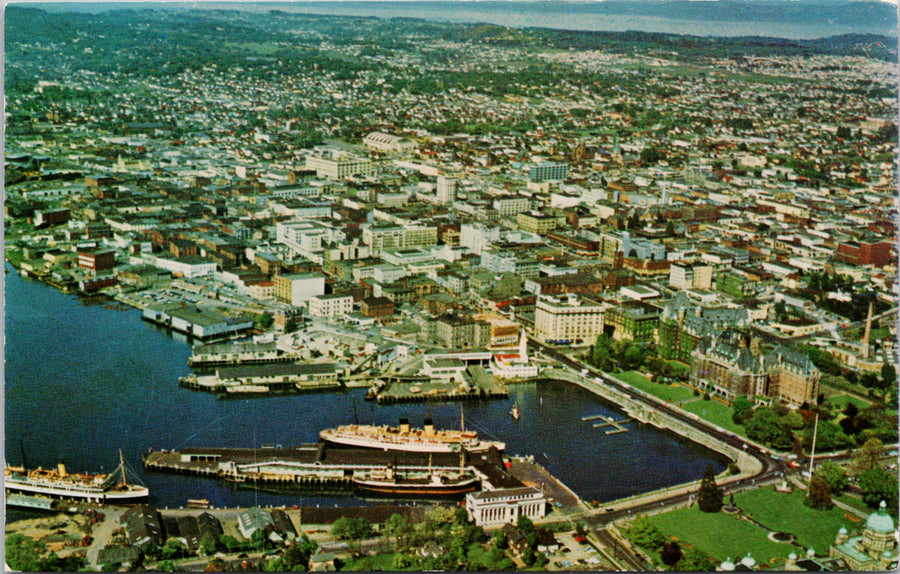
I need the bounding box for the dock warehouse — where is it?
[214,363,345,387]
[142,304,254,340]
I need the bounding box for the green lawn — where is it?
[733,489,858,555]
[681,399,748,437]
[825,393,871,411]
[613,371,698,403]
[648,488,857,569]
[341,553,402,571]
[836,493,872,514]
[650,505,790,567]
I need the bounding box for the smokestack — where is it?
[57,459,67,478]
[424,417,435,437]
[399,417,410,434]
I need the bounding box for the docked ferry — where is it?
[352,466,479,496]
[5,451,149,504]
[320,418,505,453]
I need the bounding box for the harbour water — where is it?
[5,265,727,519]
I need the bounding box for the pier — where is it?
[591,416,631,435]
[143,443,525,498]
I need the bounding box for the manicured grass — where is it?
[650,505,790,567]
[836,493,872,514]
[825,393,871,411]
[681,399,748,437]
[733,488,856,555]
[613,371,698,403]
[341,553,402,571]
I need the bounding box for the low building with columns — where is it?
[465,486,547,527]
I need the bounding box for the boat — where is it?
[351,466,479,496]
[4,450,149,504]
[320,417,505,453]
[510,404,520,420]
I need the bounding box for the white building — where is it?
[669,261,713,290]
[436,176,457,205]
[465,486,547,527]
[308,294,354,318]
[460,223,501,255]
[492,334,540,379]
[363,132,416,154]
[534,294,606,344]
[146,255,217,279]
[275,220,329,263]
[274,273,325,307]
[362,224,438,254]
[305,149,378,179]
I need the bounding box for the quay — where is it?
[373,366,509,404]
[178,363,346,395]
[143,442,525,495]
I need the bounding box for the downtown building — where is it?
[534,293,606,345]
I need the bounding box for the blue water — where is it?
[4,265,726,517]
[32,1,899,39]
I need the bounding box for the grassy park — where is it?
[681,398,748,436]
[644,487,854,568]
[614,371,698,403]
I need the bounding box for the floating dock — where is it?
[591,416,631,434]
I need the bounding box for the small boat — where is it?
[510,404,520,420]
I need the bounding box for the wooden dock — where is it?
[591,416,631,434]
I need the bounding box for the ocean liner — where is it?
[5,451,149,503]
[320,417,505,453]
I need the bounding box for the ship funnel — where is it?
[399,417,410,434]
[57,459,67,478]
[424,417,435,437]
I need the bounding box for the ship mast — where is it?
[119,449,127,487]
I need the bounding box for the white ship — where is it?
[5,451,149,504]
[320,418,505,453]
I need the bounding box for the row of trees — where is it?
[588,333,651,372]
[806,439,898,514]
[5,534,85,572]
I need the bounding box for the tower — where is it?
[437,176,457,205]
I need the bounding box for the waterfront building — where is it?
[492,333,539,379]
[122,505,164,548]
[77,248,116,274]
[465,486,547,527]
[432,312,491,349]
[274,273,325,307]
[473,311,521,349]
[829,501,898,571]
[142,304,255,340]
[534,293,606,344]
[308,294,354,318]
[146,254,217,279]
[237,508,275,539]
[690,332,820,405]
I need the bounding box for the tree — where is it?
[157,559,176,572]
[5,534,46,572]
[628,515,665,549]
[384,514,411,550]
[851,438,885,476]
[697,464,723,513]
[676,548,716,571]
[858,466,899,510]
[881,363,896,387]
[285,318,298,333]
[731,395,753,425]
[200,531,218,556]
[660,541,683,569]
[257,312,274,330]
[816,461,849,494]
[805,475,833,510]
